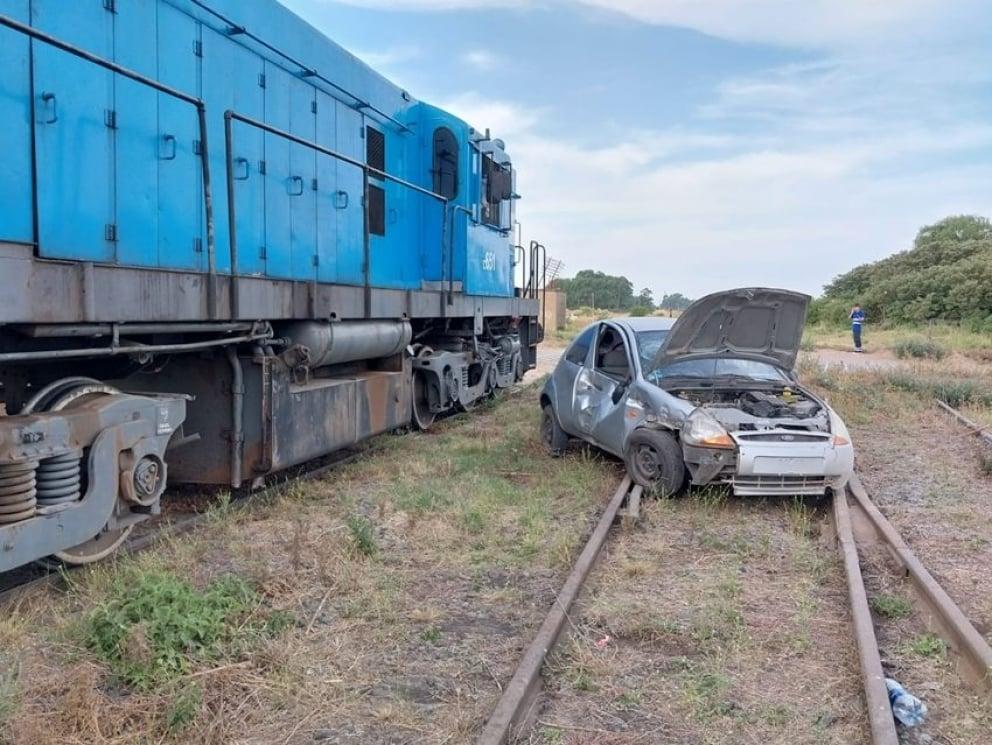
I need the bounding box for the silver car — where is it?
[540,288,854,495]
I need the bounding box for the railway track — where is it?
[478,476,642,744]
[0,381,536,608]
[0,445,368,607]
[477,470,992,745]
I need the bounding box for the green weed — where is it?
[870,593,913,620]
[346,514,378,558]
[787,497,813,539]
[165,683,202,734]
[82,569,278,689]
[905,633,947,658]
[420,626,442,643]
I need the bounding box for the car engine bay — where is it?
[673,386,831,432]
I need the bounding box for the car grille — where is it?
[732,474,827,495]
[735,432,829,443]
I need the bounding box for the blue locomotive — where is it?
[0,0,543,570]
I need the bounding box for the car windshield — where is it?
[634,330,669,371]
[647,357,790,384]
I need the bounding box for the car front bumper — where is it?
[684,432,854,496]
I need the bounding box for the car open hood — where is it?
[650,288,810,371]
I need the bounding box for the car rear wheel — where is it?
[625,429,686,495]
[541,404,569,457]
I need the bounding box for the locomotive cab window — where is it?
[433,127,459,200]
[481,153,511,229]
[366,127,386,236]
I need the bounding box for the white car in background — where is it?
[540,288,854,496]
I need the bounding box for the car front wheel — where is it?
[541,404,569,456]
[625,429,686,495]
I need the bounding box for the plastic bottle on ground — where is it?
[885,677,927,727]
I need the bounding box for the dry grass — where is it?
[535,495,866,744]
[1,383,616,744]
[803,322,992,357]
[796,356,992,743]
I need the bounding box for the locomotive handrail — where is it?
[223,110,449,318]
[185,0,413,135]
[0,13,220,321]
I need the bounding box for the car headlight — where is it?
[829,409,852,448]
[682,408,734,449]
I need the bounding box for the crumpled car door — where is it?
[573,367,618,438]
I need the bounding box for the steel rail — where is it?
[477,476,639,745]
[0,377,539,606]
[936,400,992,447]
[0,446,367,607]
[847,475,992,688]
[833,489,900,745]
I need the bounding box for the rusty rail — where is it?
[847,475,992,688]
[477,476,639,745]
[0,447,366,607]
[833,488,900,745]
[937,400,992,447]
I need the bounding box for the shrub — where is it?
[884,371,992,408]
[893,338,947,360]
[84,569,277,688]
[628,306,649,317]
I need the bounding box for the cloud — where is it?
[349,44,421,69]
[444,91,992,297]
[461,49,502,71]
[436,91,542,138]
[573,0,988,49]
[320,0,989,50]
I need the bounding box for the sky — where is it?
[277,0,992,299]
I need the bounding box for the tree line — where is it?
[811,215,992,330]
[554,270,692,312]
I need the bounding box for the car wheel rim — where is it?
[635,445,661,480]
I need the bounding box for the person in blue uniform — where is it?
[850,304,866,352]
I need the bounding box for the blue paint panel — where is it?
[465,224,513,297]
[315,90,338,283]
[262,62,292,279]
[368,125,418,290]
[156,2,203,271]
[31,0,115,262]
[289,77,317,281]
[114,0,160,268]
[10,0,519,299]
[201,26,266,275]
[334,102,364,286]
[0,0,34,244]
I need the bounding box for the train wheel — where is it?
[411,346,436,430]
[27,378,134,567]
